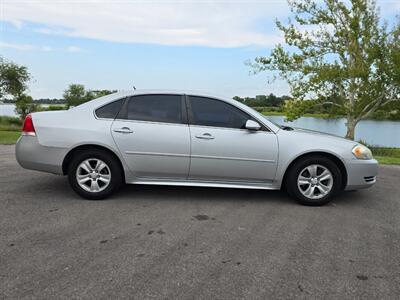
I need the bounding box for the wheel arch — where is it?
[281,151,348,191]
[62,144,125,182]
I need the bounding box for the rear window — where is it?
[95,99,124,119]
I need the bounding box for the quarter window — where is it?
[189,96,251,129]
[123,94,183,124]
[95,99,124,119]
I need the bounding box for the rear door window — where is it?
[121,94,184,124]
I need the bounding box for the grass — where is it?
[0,116,22,131]
[261,111,286,116]
[262,111,339,119]
[0,131,20,145]
[369,147,400,157]
[374,156,400,165]
[370,147,400,165]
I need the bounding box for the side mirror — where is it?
[245,120,261,131]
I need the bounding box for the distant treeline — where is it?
[3,92,398,121]
[2,93,290,106]
[233,94,291,108]
[2,98,66,104]
[234,93,400,121]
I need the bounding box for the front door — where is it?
[187,96,278,182]
[111,94,190,179]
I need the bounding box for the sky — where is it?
[0,0,399,99]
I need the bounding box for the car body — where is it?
[15,90,378,205]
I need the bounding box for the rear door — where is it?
[187,96,278,183]
[111,94,190,180]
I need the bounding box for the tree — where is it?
[251,0,400,139]
[0,57,30,100]
[0,57,33,118]
[14,94,38,119]
[63,84,87,108]
[90,89,117,98]
[63,84,117,108]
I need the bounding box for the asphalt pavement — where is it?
[1,145,400,299]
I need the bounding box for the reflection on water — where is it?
[1,104,399,147]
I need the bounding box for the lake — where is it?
[267,116,400,147]
[1,104,399,147]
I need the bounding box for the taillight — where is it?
[22,114,36,136]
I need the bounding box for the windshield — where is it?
[242,105,283,128]
[262,115,284,128]
[228,98,285,131]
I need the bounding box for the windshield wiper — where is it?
[280,125,294,131]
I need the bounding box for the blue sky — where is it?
[0,0,399,99]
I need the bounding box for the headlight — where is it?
[352,144,373,160]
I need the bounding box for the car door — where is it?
[111,94,190,179]
[187,96,278,183]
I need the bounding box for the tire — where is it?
[286,155,342,206]
[67,149,123,200]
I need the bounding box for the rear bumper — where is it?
[345,158,378,190]
[15,135,66,175]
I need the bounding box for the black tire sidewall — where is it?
[287,156,342,206]
[68,149,122,200]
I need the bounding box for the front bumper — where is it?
[15,135,66,175]
[345,158,378,190]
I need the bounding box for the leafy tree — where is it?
[89,89,117,98]
[0,57,34,118]
[250,0,400,139]
[233,94,288,107]
[14,94,38,119]
[63,85,117,108]
[0,57,30,100]
[63,84,87,108]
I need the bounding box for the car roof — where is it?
[108,89,235,101]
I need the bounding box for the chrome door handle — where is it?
[113,127,133,134]
[195,133,214,140]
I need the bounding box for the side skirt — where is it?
[126,178,279,190]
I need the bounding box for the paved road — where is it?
[1,145,400,299]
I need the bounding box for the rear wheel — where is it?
[286,156,341,206]
[68,149,123,200]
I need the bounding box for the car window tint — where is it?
[125,94,182,124]
[95,99,124,119]
[190,96,250,129]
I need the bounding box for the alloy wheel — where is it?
[76,158,111,193]
[297,164,333,200]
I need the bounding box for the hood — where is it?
[280,126,357,147]
[292,127,344,138]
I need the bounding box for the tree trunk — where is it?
[345,117,357,140]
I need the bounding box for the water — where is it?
[0,104,17,117]
[1,104,399,147]
[267,116,400,147]
[0,103,53,116]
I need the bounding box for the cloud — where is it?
[0,42,81,53]
[66,46,82,53]
[7,19,23,29]
[1,0,289,48]
[0,42,34,51]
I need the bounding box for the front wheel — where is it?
[286,156,342,206]
[68,149,123,200]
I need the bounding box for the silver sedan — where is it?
[15,90,378,206]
